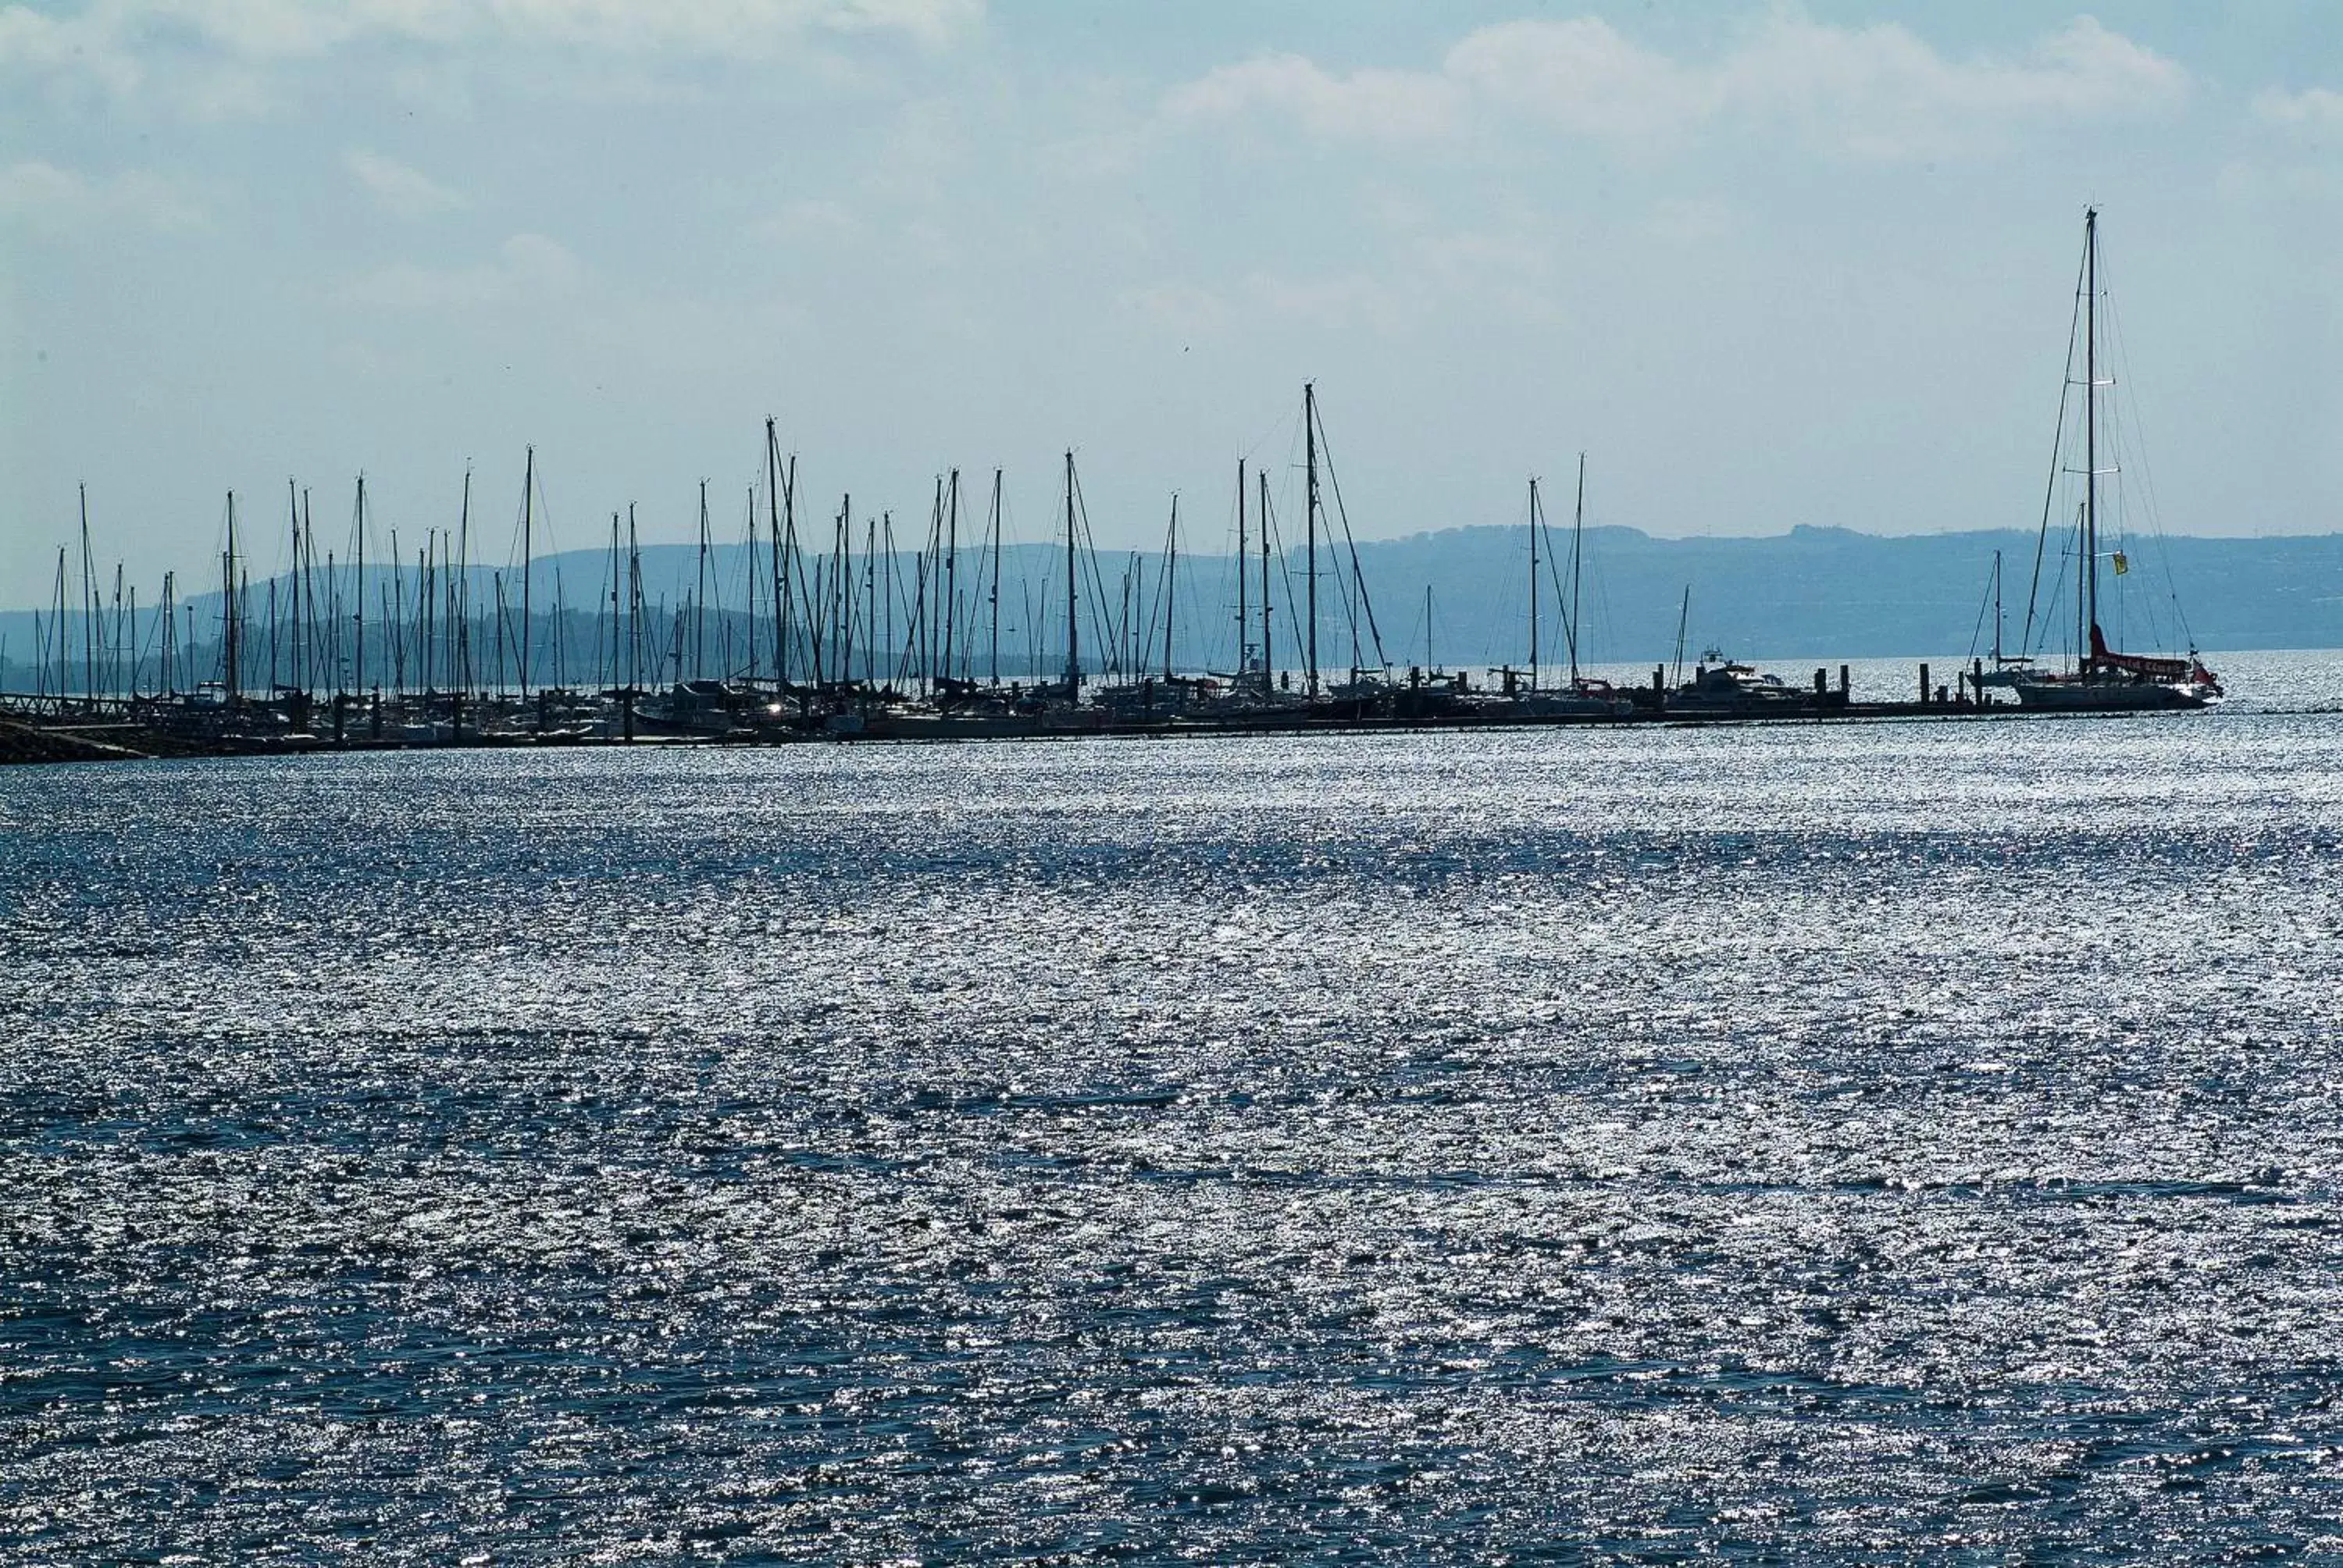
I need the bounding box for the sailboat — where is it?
[2013,208,2222,711]
[1486,463,1631,718]
[1972,550,2035,688]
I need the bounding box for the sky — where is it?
[2,1,2338,608]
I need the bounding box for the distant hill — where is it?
[5,526,2336,691]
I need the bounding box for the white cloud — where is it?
[338,231,581,309]
[2253,85,2343,133]
[1164,53,1461,146]
[345,148,464,218]
[0,0,983,102]
[1718,15,2188,160]
[1164,12,2189,163]
[0,159,209,233]
[0,5,141,93]
[1445,18,1710,145]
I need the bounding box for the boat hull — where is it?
[2013,679,2213,711]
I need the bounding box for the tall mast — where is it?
[742,486,758,685]
[1258,468,1272,690]
[695,477,708,682]
[942,469,960,686]
[1163,494,1178,681]
[778,419,797,689]
[328,550,340,694]
[1235,458,1248,678]
[521,447,534,697]
[834,497,850,691]
[301,488,316,694]
[1992,548,2003,664]
[783,456,799,687]
[52,549,66,704]
[987,468,1003,686]
[1303,382,1319,697]
[355,473,368,697]
[286,478,302,696]
[79,485,95,705]
[223,491,241,700]
[865,506,880,690]
[1570,453,1585,686]
[1527,476,1540,688]
[1064,450,1079,694]
[457,469,473,697]
[2082,205,2099,675]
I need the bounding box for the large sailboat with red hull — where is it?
[2013,208,2222,712]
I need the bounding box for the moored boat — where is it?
[2010,208,2223,713]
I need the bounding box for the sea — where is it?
[4,650,2341,1564]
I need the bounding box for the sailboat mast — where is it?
[80,486,95,707]
[695,478,709,684]
[1992,549,2004,664]
[1235,458,1248,677]
[1303,382,1319,697]
[1527,476,1540,688]
[521,446,534,699]
[1064,450,1079,694]
[457,469,473,697]
[987,468,1003,686]
[1163,495,1178,681]
[355,474,367,697]
[2082,206,2099,675]
[1258,469,1273,690]
[1570,454,1585,686]
[765,420,788,689]
[223,492,241,701]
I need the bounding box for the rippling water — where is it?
[6,667,2343,1563]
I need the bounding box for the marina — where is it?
[0,213,2236,764]
[0,211,2235,763]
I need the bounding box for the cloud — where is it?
[0,159,209,233]
[1164,54,1461,146]
[1443,18,1710,145]
[2253,85,2343,134]
[0,5,141,94]
[337,232,582,310]
[1164,12,2188,163]
[345,148,464,218]
[0,0,983,102]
